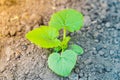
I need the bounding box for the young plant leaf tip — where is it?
[25,9,84,77]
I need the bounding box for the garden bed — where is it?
[0,0,120,80]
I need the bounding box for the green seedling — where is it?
[26,9,84,77]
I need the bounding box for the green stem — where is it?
[63,28,66,40]
[61,28,66,53]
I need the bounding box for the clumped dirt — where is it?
[0,0,120,80]
[0,0,59,80]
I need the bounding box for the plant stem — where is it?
[61,28,66,53]
[63,28,66,40]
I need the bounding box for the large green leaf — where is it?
[48,50,77,77]
[49,9,84,32]
[69,44,84,55]
[25,26,61,48]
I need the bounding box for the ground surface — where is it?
[0,0,120,80]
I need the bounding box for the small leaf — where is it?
[69,44,84,55]
[54,46,62,52]
[49,9,84,32]
[61,36,71,51]
[26,26,61,48]
[48,50,77,77]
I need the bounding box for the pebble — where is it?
[70,33,75,36]
[96,25,102,30]
[99,50,105,56]
[84,16,91,25]
[9,27,16,36]
[74,67,80,74]
[17,25,23,32]
[95,45,103,51]
[79,72,84,77]
[68,73,78,80]
[5,46,14,61]
[113,38,119,44]
[106,67,112,72]
[118,72,120,77]
[2,26,9,36]
[4,30,9,36]
[79,63,85,69]
[94,39,99,43]
[109,50,114,55]
[105,22,111,27]
[84,58,92,65]
[21,45,28,51]
[115,23,120,29]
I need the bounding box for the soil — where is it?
[0,0,120,80]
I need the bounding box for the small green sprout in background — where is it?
[26,9,84,77]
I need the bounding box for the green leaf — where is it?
[54,46,62,52]
[49,9,84,32]
[69,44,84,55]
[25,26,61,48]
[54,36,71,52]
[61,36,71,51]
[48,50,77,77]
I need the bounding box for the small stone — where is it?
[106,67,112,72]
[70,33,75,36]
[41,54,47,59]
[9,27,16,36]
[84,58,92,65]
[2,26,9,36]
[0,64,6,72]
[33,24,39,28]
[25,25,31,32]
[52,6,56,10]
[84,16,91,25]
[5,46,14,61]
[96,25,102,30]
[113,38,119,44]
[110,50,114,55]
[94,39,99,43]
[74,67,80,74]
[21,45,28,51]
[115,23,120,29]
[68,73,78,80]
[117,50,120,54]
[79,78,87,80]
[96,45,103,51]
[4,30,9,36]
[79,63,85,69]
[118,72,120,77]
[62,77,69,80]
[17,26,23,32]
[105,22,110,27]
[84,73,88,77]
[99,50,105,56]
[79,72,84,77]
[77,31,82,34]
